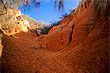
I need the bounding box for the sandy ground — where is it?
[0,2,109,73]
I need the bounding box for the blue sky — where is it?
[18,0,80,24]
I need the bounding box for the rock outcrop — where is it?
[1,0,109,73]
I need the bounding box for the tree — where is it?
[0,0,64,15]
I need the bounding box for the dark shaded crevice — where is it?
[67,24,74,46]
[10,35,19,38]
[0,66,4,73]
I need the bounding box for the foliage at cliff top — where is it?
[0,8,49,34]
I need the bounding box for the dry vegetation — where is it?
[0,8,49,34]
[79,0,108,15]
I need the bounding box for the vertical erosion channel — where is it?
[67,24,74,46]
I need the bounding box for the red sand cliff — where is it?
[0,1,109,73]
